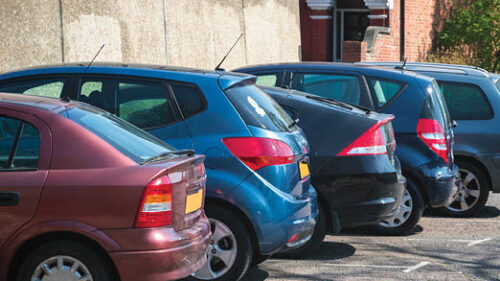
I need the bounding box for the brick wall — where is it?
[299,0,333,61]
[365,0,452,62]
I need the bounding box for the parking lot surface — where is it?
[244,194,500,281]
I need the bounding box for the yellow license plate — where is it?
[185,189,203,214]
[299,162,310,179]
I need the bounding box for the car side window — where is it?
[78,78,177,129]
[170,82,206,119]
[0,78,66,98]
[366,77,405,108]
[437,81,493,120]
[0,116,40,170]
[290,73,362,105]
[255,74,279,87]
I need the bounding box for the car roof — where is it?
[0,62,254,90]
[357,62,491,78]
[234,61,439,83]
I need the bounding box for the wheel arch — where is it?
[454,155,492,191]
[401,169,430,206]
[8,231,120,281]
[204,197,260,256]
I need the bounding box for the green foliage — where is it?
[433,0,500,72]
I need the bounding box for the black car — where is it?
[360,62,500,216]
[235,63,459,234]
[261,86,408,238]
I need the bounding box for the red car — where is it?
[0,93,210,281]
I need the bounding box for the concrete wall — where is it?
[0,0,301,72]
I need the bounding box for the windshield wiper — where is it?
[141,149,195,165]
[288,118,300,129]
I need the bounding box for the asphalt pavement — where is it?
[243,194,500,281]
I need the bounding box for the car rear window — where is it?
[423,81,451,131]
[225,84,296,132]
[64,106,176,164]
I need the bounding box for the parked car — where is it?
[358,62,500,216]
[0,93,210,281]
[0,63,318,281]
[235,63,459,234]
[260,85,409,235]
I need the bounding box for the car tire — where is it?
[250,254,270,267]
[275,202,326,258]
[190,204,253,281]
[16,240,114,281]
[440,160,490,217]
[374,179,424,236]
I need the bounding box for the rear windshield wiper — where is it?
[141,149,195,165]
[288,118,300,129]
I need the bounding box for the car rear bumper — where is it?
[414,162,459,208]
[103,214,211,281]
[230,176,318,255]
[316,172,405,228]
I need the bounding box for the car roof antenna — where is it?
[395,57,407,70]
[84,44,105,73]
[215,33,243,71]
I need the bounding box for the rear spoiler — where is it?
[217,72,257,91]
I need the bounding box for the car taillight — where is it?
[222,137,295,171]
[338,118,393,156]
[135,175,173,228]
[417,118,449,164]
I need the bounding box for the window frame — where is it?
[436,80,494,121]
[75,74,184,130]
[0,74,77,100]
[364,76,408,111]
[167,80,208,120]
[0,112,47,172]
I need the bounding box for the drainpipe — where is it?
[400,0,405,61]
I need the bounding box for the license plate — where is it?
[185,189,203,214]
[299,162,310,179]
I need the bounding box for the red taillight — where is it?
[338,118,393,156]
[135,175,173,228]
[222,137,295,171]
[417,118,449,164]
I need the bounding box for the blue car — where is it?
[360,62,500,216]
[0,63,318,281]
[235,63,459,235]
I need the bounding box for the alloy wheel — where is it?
[379,188,413,228]
[447,168,481,212]
[31,255,93,281]
[192,219,238,280]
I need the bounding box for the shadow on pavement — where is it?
[425,205,500,219]
[272,241,356,261]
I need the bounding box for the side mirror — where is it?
[451,120,458,128]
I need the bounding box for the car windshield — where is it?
[225,84,297,132]
[63,105,176,164]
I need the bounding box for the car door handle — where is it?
[0,192,20,206]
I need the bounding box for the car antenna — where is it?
[84,44,105,73]
[395,57,407,70]
[215,33,243,71]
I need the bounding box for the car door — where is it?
[75,75,195,149]
[0,109,50,248]
[433,77,498,156]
